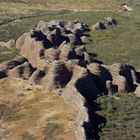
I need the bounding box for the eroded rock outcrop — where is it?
[92,17,117,31]
[105,63,137,92]
[8,62,35,79]
[121,3,133,11]
[36,20,89,46]
[105,17,117,26]
[1,19,140,140]
[92,22,106,31]
[29,69,46,85]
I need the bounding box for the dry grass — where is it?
[0,78,76,140]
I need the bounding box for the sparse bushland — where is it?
[96,93,140,140]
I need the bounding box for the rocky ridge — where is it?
[0,19,140,140]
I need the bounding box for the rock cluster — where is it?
[0,19,140,95]
[35,20,89,46]
[92,17,117,31]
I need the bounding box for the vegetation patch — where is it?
[96,93,140,140]
[42,123,64,139]
[0,103,22,122]
[21,132,35,140]
[0,47,19,63]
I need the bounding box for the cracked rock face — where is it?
[0,20,140,140]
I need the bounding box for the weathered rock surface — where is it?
[135,85,140,97]
[121,4,133,11]
[105,17,117,26]
[106,63,137,92]
[8,62,35,79]
[59,43,76,61]
[42,61,72,90]
[29,69,46,85]
[36,20,89,46]
[92,17,117,31]
[16,32,48,70]
[92,22,106,31]
[2,56,27,70]
[80,36,89,44]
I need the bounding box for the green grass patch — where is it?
[0,47,19,63]
[96,93,140,140]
